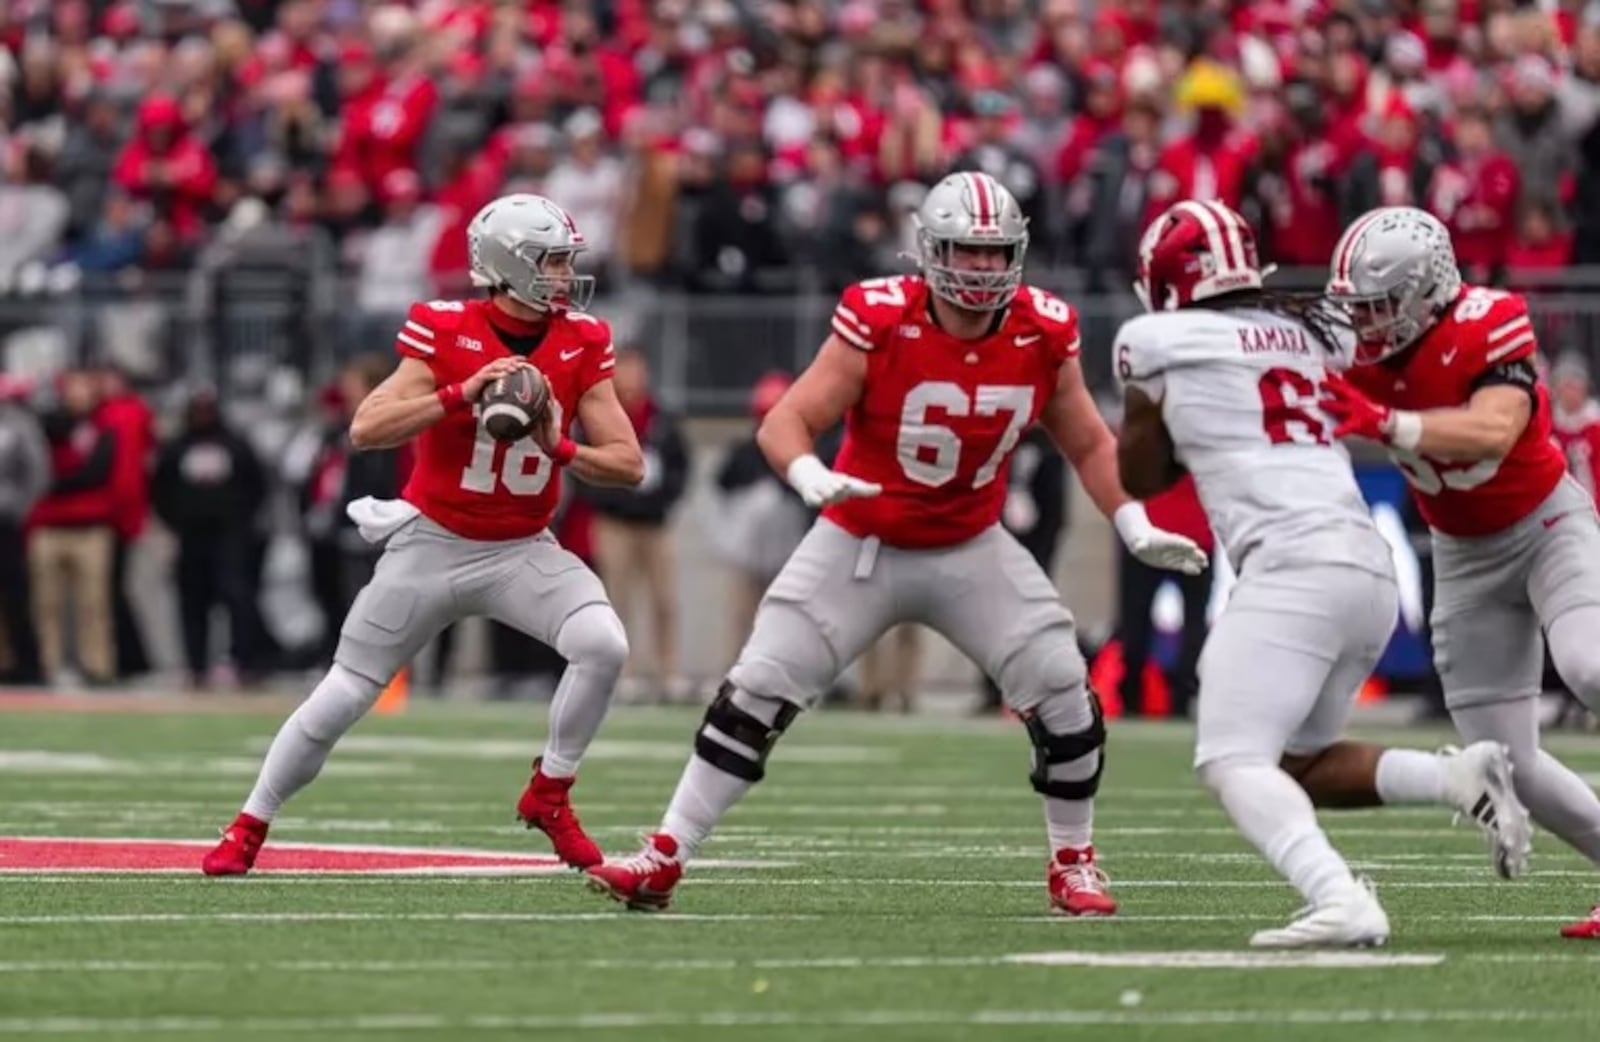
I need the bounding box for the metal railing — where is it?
[3,265,1598,414]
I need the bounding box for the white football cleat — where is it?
[1250,878,1390,949]
[1441,742,1532,880]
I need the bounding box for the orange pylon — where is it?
[374,666,410,715]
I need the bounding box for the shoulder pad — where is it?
[831,277,917,352]
[561,310,614,348]
[396,299,470,360]
[1016,285,1080,359]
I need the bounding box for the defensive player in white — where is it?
[588,171,1209,916]
[1116,200,1530,947]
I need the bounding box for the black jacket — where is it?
[152,425,266,535]
[582,403,690,525]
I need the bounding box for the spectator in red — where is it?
[1341,94,1437,219]
[329,27,437,198]
[1429,107,1520,283]
[112,95,219,242]
[1143,60,1254,229]
[1254,81,1347,267]
[1506,201,1575,280]
[1550,354,1600,505]
[95,366,155,680]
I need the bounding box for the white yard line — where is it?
[0,1008,1580,1034]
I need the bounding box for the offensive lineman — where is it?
[1322,206,1600,939]
[587,171,1209,916]
[1116,199,1529,948]
[201,195,643,875]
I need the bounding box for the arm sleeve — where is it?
[1114,318,1168,400]
[830,282,890,352]
[395,302,446,363]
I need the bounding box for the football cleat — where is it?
[1559,906,1600,939]
[516,758,603,869]
[1048,846,1118,917]
[1440,742,1533,879]
[587,832,683,912]
[1250,877,1390,949]
[200,812,269,876]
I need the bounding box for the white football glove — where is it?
[786,453,882,509]
[1114,502,1209,576]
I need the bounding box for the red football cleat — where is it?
[586,832,683,912]
[1048,845,1118,917]
[516,759,603,869]
[1560,906,1600,939]
[201,812,269,876]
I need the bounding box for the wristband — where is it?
[1387,410,1423,452]
[550,437,578,466]
[436,382,470,414]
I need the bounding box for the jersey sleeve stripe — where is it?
[1488,315,1531,341]
[1486,332,1536,363]
[403,320,434,339]
[831,318,873,351]
[598,358,616,371]
[396,332,435,355]
[1062,335,1081,357]
[831,308,872,338]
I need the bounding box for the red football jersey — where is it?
[1344,286,1566,537]
[1552,401,1600,504]
[823,275,1078,549]
[394,298,615,541]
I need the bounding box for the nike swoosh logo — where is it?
[1014,335,1041,347]
[1543,511,1574,530]
[1442,349,1458,365]
[560,348,583,362]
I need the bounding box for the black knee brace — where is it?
[1022,688,1107,800]
[693,681,799,783]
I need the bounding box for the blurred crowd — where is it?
[1,0,1599,310]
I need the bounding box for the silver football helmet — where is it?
[914,171,1028,312]
[1326,206,1461,364]
[468,194,595,312]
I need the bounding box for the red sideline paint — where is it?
[0,837,566,875]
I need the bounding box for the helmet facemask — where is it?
[504,244,595,313]
[919,231,1027,312]
[1331,287,1424,364]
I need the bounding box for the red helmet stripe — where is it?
[1199,200,1250,272]
[1334,210,1387,285]
[967,172,994,227]
[1173,200,1234,270]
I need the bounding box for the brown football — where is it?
[480,365,550,442]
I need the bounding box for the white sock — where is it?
[1375,749,1448,805]
[1043,797,1094,852]
[241,664,378,822]
[242,715,336,822]
[1205,761,1357,908]
[660,756,753,863]
[541,606,629,778]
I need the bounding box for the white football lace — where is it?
[1059,861,1109,893]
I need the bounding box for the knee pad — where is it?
[1022,687,1106,801]
[694,680,800,783]
[296,663,383,743]
[556,605,630,676]
[998,626,1087,713]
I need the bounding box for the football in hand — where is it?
[480,366,550,442]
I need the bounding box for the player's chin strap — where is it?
[693,682,801,784]
[1020,688,1107,801]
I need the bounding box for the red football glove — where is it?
[1319,373,1394,442]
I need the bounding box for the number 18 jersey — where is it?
[1116,307,1391,576]
[823,276,1078,549]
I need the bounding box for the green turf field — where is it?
[1,700,1597,1041]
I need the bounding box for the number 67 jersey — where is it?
[823,275,1078,549]
[1116,307,1392,576]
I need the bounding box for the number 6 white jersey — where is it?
[825,275,1079,549]
[395,298,616,541]
[1116,307,1392,576]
